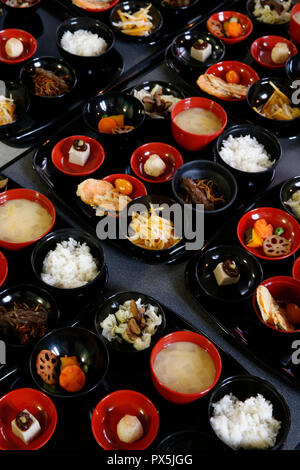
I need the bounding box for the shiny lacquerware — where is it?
[286,52,300,80]
[246,0,292,31]
[280,176,300,222]
[293,257,300,281]
[0,0,44,15]
[0,29,37,65]
[251,36,298,69]
[0,251,8,287]
[207,10,253,45]
[0,80,29,138]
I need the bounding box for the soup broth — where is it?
[174,107,222,135]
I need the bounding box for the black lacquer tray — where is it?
[185,183,300,390]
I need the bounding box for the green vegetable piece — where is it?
[275,227,284,236]
[228,16,239,23]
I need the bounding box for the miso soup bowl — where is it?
[150,330,222,404]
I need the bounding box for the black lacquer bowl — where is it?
[280,176,300,222]
[246,0,292,32]
[30,326,109,398]
[0,0,44,15]
[94,291,166,354]
[286,53,300,81]
[0,80,29,138]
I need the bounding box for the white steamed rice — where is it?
[60,29,108,57]
[41,237,99,289]
[210,393,281,450]
[219,134,275,173]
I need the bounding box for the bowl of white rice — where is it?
[208,374,290,450]
[215,124,281,180]
[31,228,106,295]
[56,17,115,66]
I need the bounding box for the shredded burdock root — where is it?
[33,68,70,97]
[180,177,226,211]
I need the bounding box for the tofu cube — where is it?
[213,261,240,286]
[69,142,90,166]
[190,40,212,63]
[11,409,41,445]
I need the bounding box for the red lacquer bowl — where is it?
[251,36,298,69]
[253,276,300,334]
[290,3,300,46]
[0,388,57,450]
[91,389,159,450]
[72,0,119,13]
[130,142,183,183]
[293,257,300,281]
[0,29,37,64]
[0,189,56,251]
[171,97,227,151]
[237,207,300,261]
[51,135,105,176]
[205,60,259,102]
[0,250,8,287]
[207,11,253,45]
[150,331,222,404]
[102,173,147,199]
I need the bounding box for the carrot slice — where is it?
[98,117,117,134]
[254,218,274,240]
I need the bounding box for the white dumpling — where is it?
[271,42,290,65]
[143,154,167,177]
[5,38,24,58]
[117,414,143,443]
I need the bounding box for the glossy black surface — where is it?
[208,374,291,450]
[29,326,109,398]
[286,52,300,81]
[246,0,292,33]
[193,245,263,303]
[0,0,44,15]
[153,0,200,13]
[56,16,115,67]
[0,283,60,348]
[94,291,166,353]
[215,124,282,181]
[171,30,226,70]
[280,175,300,222]
[0,80,29,138]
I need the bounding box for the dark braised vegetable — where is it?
[179,177,226,210]
[33,68,70,97]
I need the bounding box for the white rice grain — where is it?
[61,29,107,57]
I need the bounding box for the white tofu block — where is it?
[190,41,212,63]
[213,261,240,286]
[69,142,90,166]
[11,409,41,445]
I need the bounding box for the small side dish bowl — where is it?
[110,1,163,42]
[293,257,300,281]
[71,0,119,13]
[237,207,300,261]
[150,330,222,404]
[31,228,106,296]
[280,176,300,222]
[51,135,105,177]
[0,29,37,65]
[0,388,57,450]
[0,80,29,138]
[0,188,56,251]
[83,92,145,139]
[153,0,199,13]
[171,31,225,70]
[130,142,183,183]
[56,17,115,67]
[94,291,166,354]
[215,124,281,180]
[286,52,300,81]
[247,0,292,31]
[102,174,147,199]
[172,160,237,216]
[207,11,253,45]
[204,60,259,102]
[289,3,300,46]
[0,0,43,15]
[253,276,300,335]
[195,245,263,303]
[170,97,227,151]
[20,56,77,102]
[92,390,159,450]
[251,36,298,70]
[30,326,109,398]
[0,251,8,287]
[208,374,291,450]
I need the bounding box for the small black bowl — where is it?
[208,374,291,450]
[194,245,263,304]
[0,284,60,348]
[94,291,166,354]
[280,176,300,222]
[56,17,115,68]
[30,228,106,297]
[172,160,238,216]
[0,80,29,138]
[83,92,145,139]
[247,77,300,129]
[19,56,77,103]
[0,0,43,15]
[153,0,199,13]
[30,326,109,398]
[215,124,281,181]
[110,0,163,42]
[246,0,292,32]
[130,80,185,120]
[156,429,226,452]
[286,52,300,81]
[171,31,225,70]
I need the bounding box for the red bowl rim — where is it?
[51,135,105,176]
[91,389,159,450]
[130,142,184,183]
[253,276,300,334]
[102,173,148,196]
[207,10,253,44]
[150,331,222,399]
[205,60,259,102]
[0,250,8,287]
[0,28,37,64]
[237,207,300,261]
[73,0,119,12]
[171,97,228,138]
[0,188,56,247]
[250,35,298,69]
[293,256,300,280]
[0,387,57,450]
